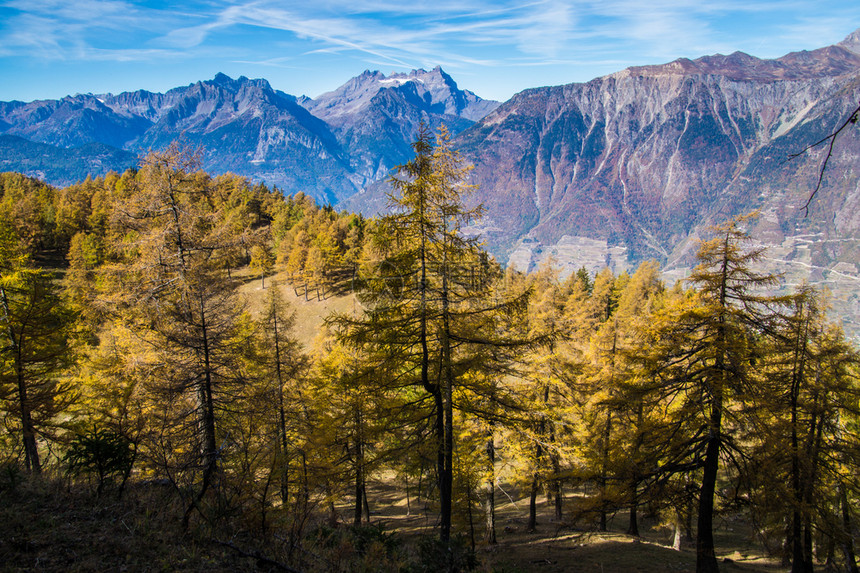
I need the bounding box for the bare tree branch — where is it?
[788,101,860,216]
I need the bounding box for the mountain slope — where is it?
[0,95,151,149]
[459,40,860,263]
[303,67,499,185]
[454,30,860,335]
[0,134,136,185]
[0,69,499,204]
[134,74,358,204]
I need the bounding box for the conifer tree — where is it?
[255,283,307,505]
[749,286,860,572]
[645,215,784,573]
[333,124,530,544]
[0,266,75,473]
[516,265,570,531]
[99,144,251,525]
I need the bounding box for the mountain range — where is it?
[0,67,497,205]
[2,30,860,335]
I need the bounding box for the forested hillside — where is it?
[0,131,858,573]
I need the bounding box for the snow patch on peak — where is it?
[379,78,412,86]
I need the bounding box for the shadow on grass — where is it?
[481,534,787,573]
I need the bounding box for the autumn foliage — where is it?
[0,132,859,573]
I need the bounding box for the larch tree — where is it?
[99,144,251,526]
[0,224,75,473]
[255,283,307,506]
[750,286,860,572]
[516,264,570,532]
[603,261,664,536]
[333,124,531,545]
[645,215,785,573]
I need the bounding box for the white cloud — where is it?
[2,0,858,85]
[0,0,176,59]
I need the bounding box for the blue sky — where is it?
[1,0,859,103]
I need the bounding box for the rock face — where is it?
[0,69,499,204]
[454,29,860,337]
[460,67,860,257]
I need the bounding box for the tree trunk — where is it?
[551,451,563,521]
[627,483,639,537]
[2,286,40,473]
[440,357,454,543]
[528,438,543,532]
[696,400,722,573]
[17,366,41,474]
[272,305,290,505]
[789,303,809,573]
[485,432,496,543]
[439,256,454,544]
[363,482,370,523]
[354,425,364,526]
[527,475,540,532]
[198,303,219,491]
[696,241,729,573]
[599,409,612,532]
[840,484,859,573]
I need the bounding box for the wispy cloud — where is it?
[0,0,179,59]
[2,0,854,67]
[1,0,858,101]
[151,0,584,69]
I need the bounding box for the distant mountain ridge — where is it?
[2,31,860,334]
[0,68,500,200]
[455,30,860,266]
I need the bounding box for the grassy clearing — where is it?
[348,477,788,573]
[237,270,358,352]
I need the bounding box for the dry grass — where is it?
[0,474,260,572]
[236,270,359,352]
[0,468,793,573]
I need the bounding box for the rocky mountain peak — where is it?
[212,72,236,87]
[203,73,273,94]
[305,67,499,126]
[839,27,860,55]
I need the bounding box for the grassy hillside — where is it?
[237,270,359,351]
